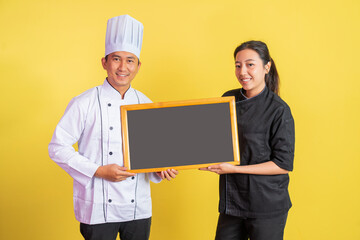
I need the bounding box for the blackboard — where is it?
[120,97,240,173]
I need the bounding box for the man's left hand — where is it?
[156,169,178,181]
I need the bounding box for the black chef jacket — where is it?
[219,86,295,218]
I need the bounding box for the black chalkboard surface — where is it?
[120,97,239,173]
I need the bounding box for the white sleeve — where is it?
[48,97,99,188]
[148,172,162,183]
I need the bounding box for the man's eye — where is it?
[235,65,241,68]
[113,58,120,61]
[248,63,254,67]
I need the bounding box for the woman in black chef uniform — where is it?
[202,40,295,240]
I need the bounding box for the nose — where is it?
[239,66,247,75]
[118,61,126,71]
[236,66,246,76]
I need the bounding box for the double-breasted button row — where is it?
[108,104,114,155]
[108,199,134,204]
[107,101,135,205]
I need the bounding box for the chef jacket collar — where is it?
[239,86,267,102]
[102,79,134,101]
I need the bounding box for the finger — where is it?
[199,167,210,171]
[208,164,220,169]
[171,169,179,175]
[117,166,136,175]
[116,170,136,177]
[118,173,136,178]
[166,169,177,178]
[117,166,129,171]
[116,168,136,177]
[163,171,172,181]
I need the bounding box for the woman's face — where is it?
[235,49,270,98]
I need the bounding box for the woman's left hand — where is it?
[199,163,237,174]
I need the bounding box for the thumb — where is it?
[117,166,129,171]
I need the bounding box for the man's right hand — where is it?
[94,164,136,182]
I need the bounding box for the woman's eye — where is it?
[235,65,241,68]
[248,63,254,67]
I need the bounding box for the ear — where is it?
[265,61,271,74]
[101,57,107,70]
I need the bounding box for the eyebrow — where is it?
[111,55,136,59]
[235,59,256,63]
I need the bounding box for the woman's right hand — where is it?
[199,163,237,175]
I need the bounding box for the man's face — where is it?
[101,51,141,94]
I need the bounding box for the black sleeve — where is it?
[270,105,295,171]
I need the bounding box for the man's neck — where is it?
[106,78,130,99]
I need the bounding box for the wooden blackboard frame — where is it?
[120,97,240,173]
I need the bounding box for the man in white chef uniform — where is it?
[48,15,178,240]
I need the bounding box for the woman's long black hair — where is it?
[234,40,280,95]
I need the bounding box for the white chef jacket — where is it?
[48,79,161,224]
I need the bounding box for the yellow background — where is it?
[1,0,359,239]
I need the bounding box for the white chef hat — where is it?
[105,15,143,59]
